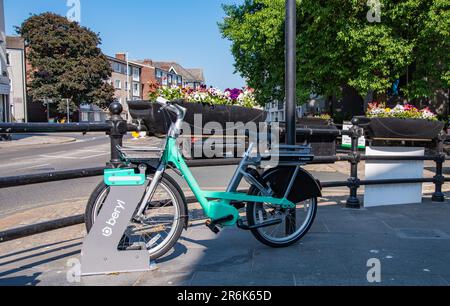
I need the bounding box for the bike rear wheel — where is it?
[85,174,187,260]
[246,171,317,248]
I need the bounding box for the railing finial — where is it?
[109,101,123,116]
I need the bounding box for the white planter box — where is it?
[364,146,425,207]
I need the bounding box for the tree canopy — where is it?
[18,13,115,111]
[219,0,450,106]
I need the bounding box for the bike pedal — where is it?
[205,220,220,234]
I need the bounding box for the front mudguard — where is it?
[259,166,322,203]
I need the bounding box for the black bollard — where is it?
[346,118,362,209]
[107,102,128,168]
[432,131,447,202]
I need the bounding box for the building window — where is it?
[133,83,140,97]
[132,67,140,82]
[81,112,88,122]
[112,62,120,73]
[114,80,122,89]
[0,98,5,122]
[171,75,178,85]
[156,70,162,78]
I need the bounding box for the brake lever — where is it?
[157,104,169,113]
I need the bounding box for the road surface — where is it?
[0,133,240,216]
[0,133,348,217]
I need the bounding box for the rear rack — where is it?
[251,144,315,166]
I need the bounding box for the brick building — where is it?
[132,59,205,100]
[129,59,155,101]
[152,61,204,90]
[107,53,142,120]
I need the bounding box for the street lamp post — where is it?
[66,99,71,123]
[285,0,297,235]
[44,98,54,123]
[285,0,297,146]
[126,52,131,102]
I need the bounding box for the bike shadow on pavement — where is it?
[156,206,227,264]
[0,273,42,286]
[156,195,348,253]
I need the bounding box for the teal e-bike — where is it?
[85,97,321,259]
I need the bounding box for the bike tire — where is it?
[246,168,318,248]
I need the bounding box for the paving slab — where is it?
[1,197,450,286]
[190,271,295,286]
[0,135,76,149]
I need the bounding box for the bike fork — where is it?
[135,163,166,218]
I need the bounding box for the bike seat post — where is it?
[226,143,254,193]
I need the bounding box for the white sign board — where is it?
[342,122,366,149]
[364,146,425,207]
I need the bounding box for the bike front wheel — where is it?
[85,173,187,260]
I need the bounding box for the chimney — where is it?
[143,59,153,66]
[115,53,126,61]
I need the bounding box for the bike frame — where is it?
[137,136,296,227]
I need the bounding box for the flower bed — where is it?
[364,103,444,140]
[367,103,438,121]
[148,83,258,109]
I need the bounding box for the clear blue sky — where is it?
[4,0,245,90]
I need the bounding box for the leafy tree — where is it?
[219,0,449,107]
[17,13,115,112]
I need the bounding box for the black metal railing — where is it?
[0,102,448,242]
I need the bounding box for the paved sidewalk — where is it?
[1,194,450,286]
[0,134,76,149]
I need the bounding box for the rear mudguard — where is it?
[258,166,322,203]
[144,165,190,230]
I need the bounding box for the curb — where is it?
[0,136,77,149]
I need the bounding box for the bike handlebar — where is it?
[156,97,187,121]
